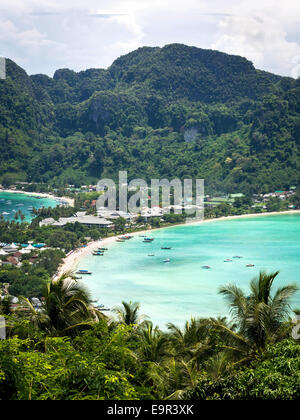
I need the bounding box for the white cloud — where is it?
[212,12,300,77]
[0,0,298,77]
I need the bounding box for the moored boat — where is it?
[143,237,154,242]
[76,270,92,275]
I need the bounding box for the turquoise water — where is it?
[78,214,300,328]
[0,192,59,222]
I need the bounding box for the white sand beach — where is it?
[0,189,74,207]
[54,231,151,279]
[55,209,300,279]
[191,209,300,225]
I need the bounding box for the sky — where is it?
[0,0,299,78]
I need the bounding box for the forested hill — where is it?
[0,44,299,194]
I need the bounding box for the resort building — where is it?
[140,206,165,220]
[96,209,137,223]
[204,196,235,208]
[2,243,19,254]
[39,213,114,229]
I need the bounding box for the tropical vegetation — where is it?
[0,44,299,194]
[0,270,299,400]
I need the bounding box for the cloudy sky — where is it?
[0,0,299,77]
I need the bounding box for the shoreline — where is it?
[54,229,153,279]
[0,189,74,207]
[187,209,300,226]
[55,209,300,279]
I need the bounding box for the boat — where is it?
[148,254,155,256]
[233,256,243,259]
[116,239,125,242]
[76,270,92,275]
[202,265,211,269]
[163,258,170,263]
[75,276,82,280]
[93,252,104,256]
[224,259,232,262]
[143,237,154,242]
[98,248,108,251]
[246,264,255,267]
[161,247,172,250]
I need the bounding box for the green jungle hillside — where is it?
[0,43,299,194]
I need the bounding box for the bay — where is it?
[79,214,300,328]
[0,192,59,222]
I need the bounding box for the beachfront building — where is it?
[39,218,56,227]
[39,212,114,229]
[140,206,165,220]
[96,208,137,223]
[204,196,235,208]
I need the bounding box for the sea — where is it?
[0,192,59,222]
[77,213,300,328]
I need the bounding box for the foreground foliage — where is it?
[0,271,299,400]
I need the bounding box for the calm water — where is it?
[0,192,59,222]
[78,214,300,328]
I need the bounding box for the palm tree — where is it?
[147,357,199,400]
[113,301,147,326]
[167,318,212,364]
[204,352,233,380]
[137,321,170,362]
[20,272,104,336]
[216,271,298,362]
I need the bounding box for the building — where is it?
[96,209,137,223]
[140,207,165,220]
[2,243,19,254]
[39,212,114,229]
[3,256,20,266]
[204,197,235,208]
